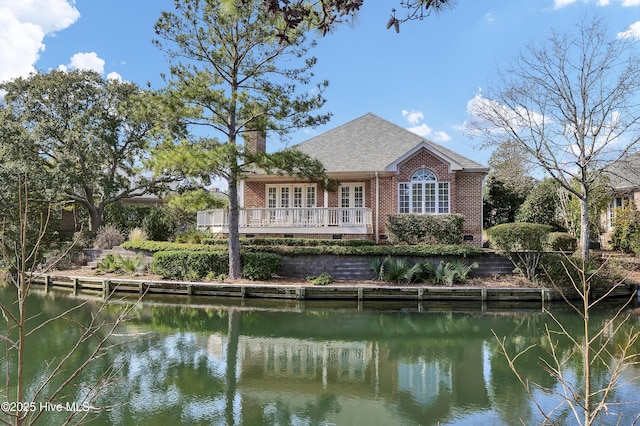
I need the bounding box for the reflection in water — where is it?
[1,288,639,425]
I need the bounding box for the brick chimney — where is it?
[244,129,266,154]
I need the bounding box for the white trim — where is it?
[375,172,379,244]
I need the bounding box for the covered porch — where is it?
[197,207,373,235]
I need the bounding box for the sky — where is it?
[2,0,640,166]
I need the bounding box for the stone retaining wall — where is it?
[278,252,514,280]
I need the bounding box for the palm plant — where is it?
[434,261,457,286]
[96,254,120,274]
[448,260,479,283]
[382,258,422,284]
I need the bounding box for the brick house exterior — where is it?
[600,153,640,248]
[200,113,488,246]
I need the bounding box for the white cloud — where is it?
[401,110,424,126]
[0,0,79,82]
[553,0,613,7]
[553,0,578,9]
[62,52,105,73]
[622,0,640,5]
[617,21,640,39]
[402,109,451,142]
[406,123,452,143]
[106,71,122,82]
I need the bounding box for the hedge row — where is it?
[123,240,484,257]
[151,250,282,281]
[386,214,464,245]
[202,237,375,247]
[243,243,484,257]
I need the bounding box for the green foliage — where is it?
[151,251,228,280]
[104,204,153,233]
[486,222,553,281]
[141,207,178,241]
[150,250,281,281]
[610,203,640,253]
[166,189,227,213]
[241,252,282,280]
[216,237,375,247]
[151,0,332,279]
[447,259,479,283]
[306,273,334,285]
[483,174,530,228]
[369,257,478,285]
[386,214,464,245]
[0,69,174,231]
[94,225,125,250]
[96,254,146,275]
[105,203,191,242]
[545,232,577,252]
[121,240,214,252]
[433,261,457,286]
[124,239,484,257]
[516,178,561,228]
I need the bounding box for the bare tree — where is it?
[468,17,640,261]
[494,257,640,425]
[0,178,141,425]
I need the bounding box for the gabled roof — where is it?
[293,113,488,173]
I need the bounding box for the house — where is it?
[197,113,489,246]
[601,153,640,247]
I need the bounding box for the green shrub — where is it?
[610,203,640,253]
[123,239,485,258]
[201,237,375,247]
[306,273,334,285]
[545,232,577,251]
[121,240,211,252]
[486,222,553,281]
[142,207,177,241]
[151,250,228,280]
[241,252,282,280]
[386,213,464,245]
[150,250,281,281]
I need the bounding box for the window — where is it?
[398,169,450,214]
[266,184,316,208]
[339,183,365,224]
[607,195,630,230]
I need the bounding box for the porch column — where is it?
[375,172,379,244]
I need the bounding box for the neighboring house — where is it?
[197,113,489,246]
[601,153,640,247]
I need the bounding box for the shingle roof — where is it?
[604,152,640,190]
[293,113,487,173]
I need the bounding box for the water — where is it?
[1,286,639,425]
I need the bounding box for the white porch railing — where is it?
[197,207,372,234]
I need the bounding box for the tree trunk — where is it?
[87,205,102,232]
[228,172,241,280]
[579,194,590,262]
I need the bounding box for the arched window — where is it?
[398,169,450,214]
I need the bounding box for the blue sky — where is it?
[2,0,640,166]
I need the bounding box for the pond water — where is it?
[2,287,640,425]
